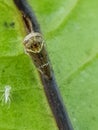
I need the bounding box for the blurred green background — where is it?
[0,0,98,129]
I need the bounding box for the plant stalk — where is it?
[13,0,73,129]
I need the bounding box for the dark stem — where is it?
[13,0,73,130]
[40,74,73,130]
[13,0,40,33]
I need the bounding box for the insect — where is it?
[0,85,11,106]
[23,32,44,53]
[23,32,52,79]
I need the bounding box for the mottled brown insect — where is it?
[23,32,52,79]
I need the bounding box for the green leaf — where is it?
[0,0,98,130]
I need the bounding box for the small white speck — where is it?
[0,85,12,107]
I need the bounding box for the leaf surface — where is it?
[0,0,98,130]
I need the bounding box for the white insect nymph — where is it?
[4,85,11,104]
[0,85,11,106]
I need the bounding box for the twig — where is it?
[13,0,73,129]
